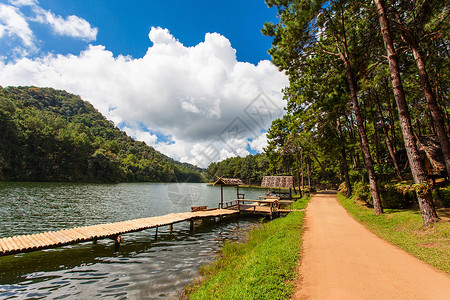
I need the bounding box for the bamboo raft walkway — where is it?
[0,209,238,257]
[0,200,297,257]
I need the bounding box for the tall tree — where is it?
[373,0,438,225]
[264,0,383,214]
[390,0,450,176]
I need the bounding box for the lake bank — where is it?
[185,195,310,299]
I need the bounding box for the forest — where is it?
[258,0,449,225]
[0,86,203,183]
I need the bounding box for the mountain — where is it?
[0,86,203,183]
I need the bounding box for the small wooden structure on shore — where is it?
[214,177,244,208]
[417,135,448,184]
[261,176,294,200]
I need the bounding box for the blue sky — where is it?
[1,0,278,63]
[0,0,287,167]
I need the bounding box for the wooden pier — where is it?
[0,208,238,257]
[0,200,296,257]
[222,198,294,218]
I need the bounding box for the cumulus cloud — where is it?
[0,0,97,58]
[0,3,35,48]
[8,0,37,6]
[0,27,287,167]
[32,6,97,41]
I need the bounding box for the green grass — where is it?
[337,193,450,273]
[185,196,311,300]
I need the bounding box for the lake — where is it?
[0,182,265,299]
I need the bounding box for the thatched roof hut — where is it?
[214,177,244,208]
[213,177,244,186]
[417,135,446,172]
[261,176,294,188]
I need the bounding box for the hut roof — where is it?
[213,177,244,186]
[417,135,446,171]
[261,176,294,188]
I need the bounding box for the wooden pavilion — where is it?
[261,176,294,200]
[214,177,244,208]
[417,135,448,184]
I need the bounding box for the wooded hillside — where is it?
[0,86,203,183]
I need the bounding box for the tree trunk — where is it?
[295,147,302,197]
[373,0,438,226]
[338,117,352,197]
[307,160,311,190]
[374,91,403,180]
[393,9,450,176]
[409,38,450,175]
[335,41,383,214]
[301,149,304,190]
[385,82,397,152]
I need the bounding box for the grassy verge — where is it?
[185,196,311,300]
[337,193,450,273]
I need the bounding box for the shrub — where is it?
[433,186,450,208]
[353,182,371,204]
[379,183,416,209]
[338,182,347,195]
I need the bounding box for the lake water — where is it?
[0,182,265,299]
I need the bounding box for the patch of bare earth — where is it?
[292,192,450,300]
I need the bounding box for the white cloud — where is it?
[32,6,97,41]
[249,132,268,152]
[0,27,287,168]
[122,126,158,147]
[8,0,37,7]
[0,1,96,59]
[0,3,35,48]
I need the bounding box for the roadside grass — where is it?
[185,196,311,300]
[337,193,450,273]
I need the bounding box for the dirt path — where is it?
[293,192,450,300]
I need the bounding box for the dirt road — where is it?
[293,192,450,299]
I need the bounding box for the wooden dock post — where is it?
[189,220,194,232]
[169,224,173,234]
[155,226,158,240]
[111,235,123,247]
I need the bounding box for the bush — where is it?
[353,182,371,204]
[379,183,416,209]
[338,182,347,195]
[433,186,450,208]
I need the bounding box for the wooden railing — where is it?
[220,198,294,212]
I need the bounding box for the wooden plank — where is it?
[66,228,85,240]
[10,236,25,250]
[42,232,60,245]
[21,235,39,249]
[15,235,29,250]
[46,232,65,245]
[49,231,71,244]
[36,233,54,246]
[57,230,77,242]
[6,237,20,251]
[4,238,16,252]
[28,234,45,248]
[1,239,12,252]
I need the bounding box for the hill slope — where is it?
[0,86,203,183]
